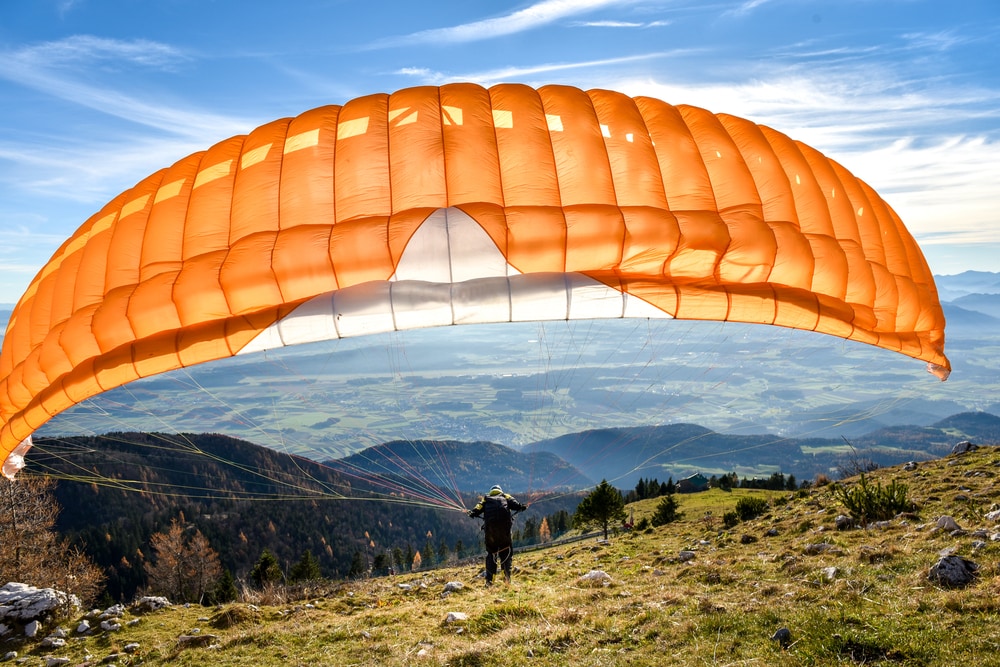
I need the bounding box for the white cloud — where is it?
[723,0,775,19]
[0,37,251,139]
[397,50,695,86]
[572,19,671,28]
[371,0,634,47]
[9,35,189,70]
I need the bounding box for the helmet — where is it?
[489,484,503,495]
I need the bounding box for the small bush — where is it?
[651,495,680,526]
[834,474,911,526]
[735,496,769,522]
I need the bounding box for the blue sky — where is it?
[0,0,998,306]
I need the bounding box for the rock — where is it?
[98,604,125,620]
[398,583,413,591]
[444,612,467,624]
[834,514,852,530]
[0,583,80,624]
[740,534,757,544]
[985,509,1000,522]
[821,566,838,582]
[45,658,70,667]
[2,652,15,661]
[952,441,978,455]
[77,620,91,634]
[24,620,40,637]
[40,636,66,649]
[765,528,779,537]
[903,461,918,471]
[935,516,962,532]
[928,555,979,589]
[443,582,464,593]
[132,596,170,613]
[577,570,612,586]
[100,619,121,632]
[0,623,9,637]
[124,642,140,653]
[678,550,696,562]
[771,627,792,648]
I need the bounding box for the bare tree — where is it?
[0,475,104,603]
[146,517,222,603]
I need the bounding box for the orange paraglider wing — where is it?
[0,83,949,472]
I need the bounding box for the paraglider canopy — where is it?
[0,83,949,476]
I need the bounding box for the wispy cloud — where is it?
[370,0,634,48]
[0,36,251,139]
[572,19,670,28]
[10,34,189,70]
[723,0,775,19]
[396,50,696,86]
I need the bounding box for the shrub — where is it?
[651,494,681,526]
[735,496,769,522]
[833,474,911,526]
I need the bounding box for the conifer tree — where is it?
[249,548,283,587]
[573,479,627,541]
[289,549,322,582]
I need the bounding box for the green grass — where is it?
[11,447,1000,665]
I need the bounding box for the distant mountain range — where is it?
[309,411,1000,490]
[325,439,591,493]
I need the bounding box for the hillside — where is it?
[523,412,1000,486]
[326,439,592,493]
[27,433,572,601]
[8,445,1000,665]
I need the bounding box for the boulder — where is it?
[935,516,962,532]
[132,596,170,613]
[952,441,978,455]
[928,555,979,589]
[0,583,80,624]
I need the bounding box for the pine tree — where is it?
[211,568,238,604]
[348,550,368,578]
[249,548,284,587]
[651,493,680,526]
[289,549,322,582]
[573,479,627,540]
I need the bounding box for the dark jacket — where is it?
[469,491,527,551]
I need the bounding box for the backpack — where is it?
[482,495,512,527]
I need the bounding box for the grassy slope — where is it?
[13,448,1000,666]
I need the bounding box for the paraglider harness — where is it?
[476,494,523,565]
[475,495,523,540]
